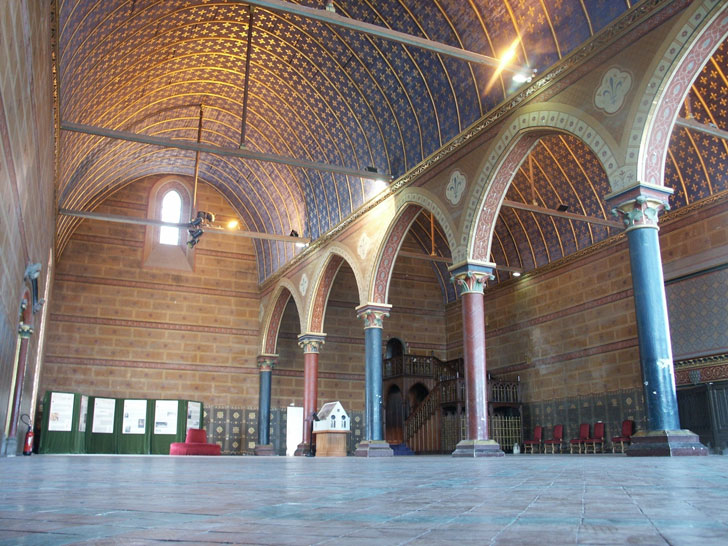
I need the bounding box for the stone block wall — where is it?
[0,1,55,454]
[41,177,262,409]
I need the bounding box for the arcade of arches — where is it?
[2,0,728,461]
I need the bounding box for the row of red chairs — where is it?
[523,420,634,454]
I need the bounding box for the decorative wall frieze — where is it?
[356,303,392,329]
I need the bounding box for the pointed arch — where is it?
[636,1,728,187]
[463,105,620,263]
[306,244,366,333]
[260,280,303,356]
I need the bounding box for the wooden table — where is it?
[313,430,349,457]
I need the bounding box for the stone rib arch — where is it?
[462,105,621,263]
[633,0,728,188]
[260,280,303,356]
[306,244,367,333]
[394,188,458,254]
[370,203,424,304]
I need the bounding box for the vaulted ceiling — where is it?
[56,1,726,287]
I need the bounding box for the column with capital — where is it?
[294,333,326,456]
[254,355,277,456]
[449,262,504,457]
[354,303,393,457]
[608,183,706,456]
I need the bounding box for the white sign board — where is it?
[48,392,74,432]
[122,399,147,434]
[79,395,88,432]
[187,402,201,430]
[92,398,116,434]
[154,400,178,435]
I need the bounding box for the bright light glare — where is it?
[371,178,388,193]
[227,219,239,229]
[485,38,521,94]
[295,242,308,248]
[512,72,530,83]
[513,271,522,277]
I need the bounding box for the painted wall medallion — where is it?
[446,169,467,205]
[594,67,632,114]
[299,273,308,296]
[358,232,371,260]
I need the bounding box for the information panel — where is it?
[154,400,178,435]
[92,398,116,434]
[48,392,75,432]
[187,401,201,429]
[79,395,88,432]
[122,400,147,434]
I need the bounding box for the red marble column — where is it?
[449,263,504,458]
[295,333,325,456]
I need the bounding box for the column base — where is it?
[253,444,276,456]
[294,442,315,457]
[354,440,393,457]
[452,439,505,458]
[626,430,708,457]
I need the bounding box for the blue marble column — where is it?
[609,184,706,456]
[254,355,276,456]
[355,303,393,457]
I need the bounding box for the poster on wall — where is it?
[154,400,178,435]
[48,392,74,432]
[92,398,116,434]
[122,400,147,434]
[79,395,88,432]
[187,402,201,430]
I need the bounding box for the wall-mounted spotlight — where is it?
[290,230,299,238]
[556,204,569,212]
[187,227,204,247]
[24,263,45,313]
[197,210,215,224]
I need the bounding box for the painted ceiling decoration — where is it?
[56,0,726,290]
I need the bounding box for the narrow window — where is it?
[159,190,182,245]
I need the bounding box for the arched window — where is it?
[159,190,182,245]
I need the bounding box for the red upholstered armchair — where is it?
[612,419,635,453]
[570,423,590,454]
[543,425,564,454]
[170,428,221,456]
[523,426,543,454]
[584,422,605,453]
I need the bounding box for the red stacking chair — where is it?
[570,423,590,454]
[543,424,563,454]
[611,419,635,453]
[584,422,605,453]
[523,425,543,454]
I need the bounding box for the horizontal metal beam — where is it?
[501,199,623,229]
[59,209,311,244]
[240,0,526,73]
[397,250,523,274]
[60,121,389,181]
[675,116,728,141]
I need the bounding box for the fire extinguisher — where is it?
[21,414,33,456]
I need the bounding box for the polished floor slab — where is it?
[1,454,727,545]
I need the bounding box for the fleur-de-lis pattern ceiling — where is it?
[57,0,644,281]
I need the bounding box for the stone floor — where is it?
[1,454,727,545]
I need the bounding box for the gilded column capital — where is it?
[257,354,278,372]
[297,333,326,353]
[448,261,495,297]
[606,183,673,232]
[355,303,392,329]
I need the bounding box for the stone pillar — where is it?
[294,333,326,456]
[609,183,707,456]
[354,303,393,457]
[449,262,504,457]
[254,355,277,456]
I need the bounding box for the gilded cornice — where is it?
[260,0,681,291]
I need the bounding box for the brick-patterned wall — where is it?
[0,2,55,453]
[41,177,262,410]
[446,197,726,416]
